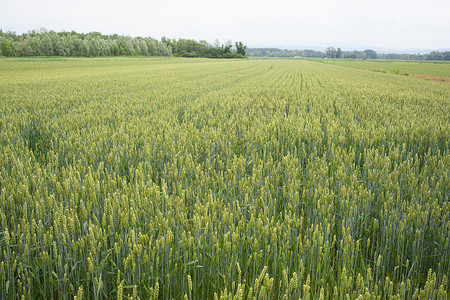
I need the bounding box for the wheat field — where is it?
[0,57,449,299]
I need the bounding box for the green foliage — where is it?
[248,47,450,61]
[0,29,172,57]
[247,47,325,58]
[163,37,247,58]
[0,39,13,57]
[235,41,247,56]
[0,57,449,299]
[364,49,378,59]
[0,28,249,59]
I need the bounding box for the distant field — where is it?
[0,57,449,299]
[319,59,450,80]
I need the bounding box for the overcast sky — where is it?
[1,0,449,51]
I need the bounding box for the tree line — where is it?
[247,48,325,58]
[325,47,378,59]
[161,38,247,58]
[247,47,378,59]
[377,51,450,60]
[246,47,377,59]
[0,29,172,57]
[247,46,450,61]
[0,28,248,58]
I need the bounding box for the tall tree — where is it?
[364,49,377,59]
[16,39,33,56]
[235,42,247,56]
[325,46,336,58]
[0,39,13,56]
[39,35,54,56]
